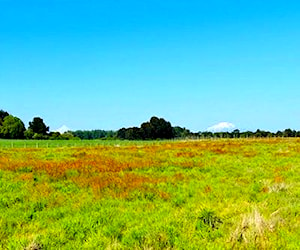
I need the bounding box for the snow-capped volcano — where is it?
[55,125,70,134]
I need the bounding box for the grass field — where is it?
[0,138,300,249]
[0,139,159,148]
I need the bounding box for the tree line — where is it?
[117,116,174,140]
[1,109,300,140]
[0,110,72,140]
[116,118,300,140]
[72,130,116,140]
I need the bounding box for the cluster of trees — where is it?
[117,117,174,140]
[0,109,73,140]
[115,117,300,140]
[70,118,189,140]
[72,130,116,140]
[2,108,300,140]
[198,129,300,139]
[0,110,25,139]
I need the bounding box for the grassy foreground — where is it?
[0,138,299,249]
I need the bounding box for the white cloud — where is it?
[206,122,236,132]
[55,125,71,134]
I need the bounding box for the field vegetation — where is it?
[0,138,299,249]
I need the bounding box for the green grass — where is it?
[0,139,165,149]
[0,138,299,249]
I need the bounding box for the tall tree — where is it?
[139,116,174,140]
[283,128,295,137]
[0,109,9,126]
[0,115,25,139]
[232,129,240,138]
[173,126,191,138]
[149,116,174,139]
[29,117,49,135]
[140,121,153,139]
[117,128,127,140]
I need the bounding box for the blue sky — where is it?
[1,0,300,132]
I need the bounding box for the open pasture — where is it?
[0,138,300,249]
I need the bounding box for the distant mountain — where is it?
[55,125,70,134]
[206,122,236,132]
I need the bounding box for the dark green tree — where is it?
[0,110,9,126]
[140,121,153,139]
[232,129,240,138]
[0,115,25,139]
[240,131,254,138]
[144,116,174,139]
[49,131,61,140]
[117,116,175,140]
[283,128,296,137]
[24,129,34,139]
[125,127,142,140]
[72,130,116,139]
[155,117,174,139]
[29,117,49,135]
[173,126,191,138]
[254,129,271,138]
[200,131,213,138]
[117,128,127,139]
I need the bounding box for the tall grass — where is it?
[0,138,299,249]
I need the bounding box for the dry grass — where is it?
[230,208,282,249]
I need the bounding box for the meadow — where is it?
[0,138,299,249]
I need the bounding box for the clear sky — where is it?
[1,0,300,132]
